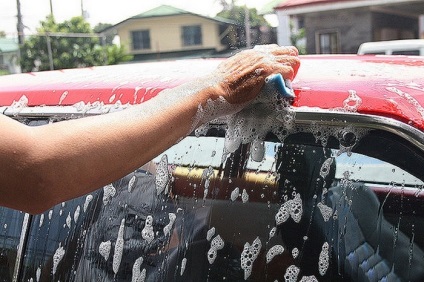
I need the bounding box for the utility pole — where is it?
[49,0,54,18]
[244,6,251,48]
[16,0,24,44]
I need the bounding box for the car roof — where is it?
[0,55,423,131]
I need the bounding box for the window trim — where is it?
[3,106,423,154]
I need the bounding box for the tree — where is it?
[0,31,6,38]
[20,16,132,72]
[289,22,306,55]
[93,23,115,45]
[217,5,269,27]
[217,4,271,47]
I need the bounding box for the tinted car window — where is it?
[7,120,424,281]
[392,50,420,56]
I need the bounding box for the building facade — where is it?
[104,5,238,61]
[275,0,424,54]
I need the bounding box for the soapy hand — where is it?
[211,45,300,105]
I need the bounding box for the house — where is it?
[275,0,424,54]
[0,38,21,74]
[103,5,239,61]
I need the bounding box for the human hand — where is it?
[210,45,300,105]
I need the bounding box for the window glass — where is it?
[392,50,420,55]
[0,209,26,281]
[131,30,151,50]
[15,121,424,282]
[182,25,202,46]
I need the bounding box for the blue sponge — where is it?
[265,73,295,98]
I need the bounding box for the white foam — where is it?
[163,213,176,236]
[73,205,80,223]
[317,202,333,222]
[292,247,299,259]
[207,235,225,264]
[299,275,318,282]
[318,242,329,276]
[207,227,216,241]
[131,257,146,282]
[269,227,277,239]
[284,265,300,282]
[142,215,154,243]
[275,202,290,225]
[128,175,137,193]
[155,155,169,195]
[230,187,239,202]
[99,240,111,261]
[103,184,116,205]
[343,90,362,112]
[266,245,284,263]
[241,189,249,203]
[9,95,28,115]
[83,195,93,212]
[52,245,65,275]
[320,158,334,179]
[59,91,68,105]
[241,237,262,280]
[113,218,125,275]
[66,212,71,229]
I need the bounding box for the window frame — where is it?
[315,29,341,54]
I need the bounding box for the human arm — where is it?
[0,45,300,214]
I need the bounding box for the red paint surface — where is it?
[0,55,423,131]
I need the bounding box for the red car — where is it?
[0,55,423,281]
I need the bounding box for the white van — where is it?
[357,39,424,56]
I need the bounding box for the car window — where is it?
[8,120,424,281]
[392,50,420,56]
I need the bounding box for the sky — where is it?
[0,0,274,37]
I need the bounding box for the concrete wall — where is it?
[304,8,372,54]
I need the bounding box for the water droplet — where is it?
[230,187,239,202]
[241,189,249,203]
[180,258,187,276]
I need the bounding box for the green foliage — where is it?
[20,16,132,72]
[105,45,133,65]
[289,22,306,55]
[0,31,6,38]
[217,5,269,27]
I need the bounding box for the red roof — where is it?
[276,0,358,9]
[0,55,424,131]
